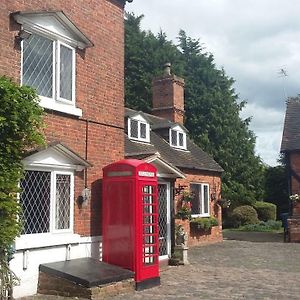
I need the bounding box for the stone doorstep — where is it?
[38,272,135,299]
[37,258,135,299]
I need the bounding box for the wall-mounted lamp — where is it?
[82,187,91,205]
[16,29,32,42]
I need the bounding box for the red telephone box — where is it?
[102,159,160,290]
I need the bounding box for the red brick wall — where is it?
[175,169,223,245]
[152,75,185,125]
[290,152,300,195]
[1,0,125,236]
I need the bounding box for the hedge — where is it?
[253,201,276,221]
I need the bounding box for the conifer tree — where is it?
[125,13,265,207]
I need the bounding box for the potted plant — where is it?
[176,191,192,220]
[190,216,218,232]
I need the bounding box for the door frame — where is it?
[158,181,171,260]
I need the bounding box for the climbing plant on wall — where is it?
[0,76,44,297]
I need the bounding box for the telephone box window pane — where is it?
[143,185,153,194]
[60,45,73,101]
[140,122,147,139]
[23,34,53,98]
[20,171,51,234]
[130,119,138,138]
[144,195,153,204]
[55,174,71,230]
[144,205,153,214]
[144,215,152,224]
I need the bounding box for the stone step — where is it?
[38,258,135,299]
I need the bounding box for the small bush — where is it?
[253,201,276,221]
[190,216,218,231]
[230,205,259,227]
[240,220,282,232]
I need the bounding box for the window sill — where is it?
[170,145,188,151]
[191,214,210,218]
[40,98,82,117]
[128,137,150,144]
[14,233,81,250]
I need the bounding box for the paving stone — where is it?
[20,232,300,300]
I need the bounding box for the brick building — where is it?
[1,1,223,297]
[125,65,223,259]
[1,0,130,297]
[281,97,300,242]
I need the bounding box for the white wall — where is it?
[10,236,102,298]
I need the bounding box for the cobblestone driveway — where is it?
[21,232,300,300]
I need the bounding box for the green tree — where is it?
[125,13,184,112]
[124,14,265,208]
[0,76,44,296]
[264,164,289,218]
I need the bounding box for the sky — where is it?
[126,0,300,166]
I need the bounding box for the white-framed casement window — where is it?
[190,183,210,217]
[13,11,94,117]
[22,33,77,114]
[169,125,187,150]
[20,169,74,235]
[128,115,150,143]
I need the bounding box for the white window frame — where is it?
[56,41,76,104]
[128,115,150,143]
[21,30,81,117]
[20,167,74,236]
[169,126,187,150]
[190,183,210,217]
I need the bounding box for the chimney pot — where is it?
[163,63,171,76]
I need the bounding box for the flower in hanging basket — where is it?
[176,191,193,220]
[290,194,300,202]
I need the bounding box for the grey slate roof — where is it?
[125,108,223,173]
[281,97,300,152]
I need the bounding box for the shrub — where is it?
[190,216,218,231]
[253,201,276,221]
[0,77,44,297]
[230,205,259,227]
[240,220,282,232]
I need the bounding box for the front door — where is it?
[158,182,171,259]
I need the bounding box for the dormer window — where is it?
[169,125,187,150]
[13,11,93,117]
[128,114,150,143]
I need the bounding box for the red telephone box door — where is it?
[136,182,159,283]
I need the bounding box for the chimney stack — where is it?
[152,63,185,125]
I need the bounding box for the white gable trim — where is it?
[145,154,185,179]
[13,11,93,49]
[23,143,91,171]
[131,113,148,123]
[171,124,186,132]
